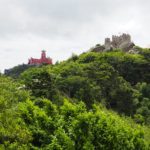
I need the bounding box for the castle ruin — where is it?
[105,33,135,51]
[92,33,135,52]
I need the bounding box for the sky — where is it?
[0,0,150,72]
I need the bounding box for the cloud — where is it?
[0,0,150,72]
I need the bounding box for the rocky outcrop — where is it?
[91,44,105,52]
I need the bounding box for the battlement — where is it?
[105,33,134,51]
[91,33,135,53]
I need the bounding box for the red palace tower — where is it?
[28,50,52,65]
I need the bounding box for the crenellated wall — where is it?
[104,33,134,51]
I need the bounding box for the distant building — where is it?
[28,50,52,65]
[91,33,136,53]
[104,33,135,52]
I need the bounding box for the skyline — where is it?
[0,0,150,72]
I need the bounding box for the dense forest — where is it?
[1,47,150,149]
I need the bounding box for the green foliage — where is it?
[134,83,150,124]
[20,67,61,102]
[2,47,150,149]
[0,76,31,149]
[18,98,149,149]
[77,52,98,63]
[19,49,150,123]
[4,64,35,78]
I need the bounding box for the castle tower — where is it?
[111,35,121,48]
[41,50,46,60]
[104,38,111,51]
[121,33,131,43]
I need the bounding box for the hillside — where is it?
[0,75,149,149]
[19,47,150,122]
[2,46,150,149]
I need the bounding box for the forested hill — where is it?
[1,47,150,149]
[8,47,150,122]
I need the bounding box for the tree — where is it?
[0,76,31,149]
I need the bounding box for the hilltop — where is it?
[4,33,143,78]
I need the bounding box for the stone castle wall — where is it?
[104,33,134,51]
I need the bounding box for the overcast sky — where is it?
[0,0,150,72]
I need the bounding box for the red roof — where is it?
[28,50,52,65]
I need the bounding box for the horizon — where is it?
[1,0,150,72]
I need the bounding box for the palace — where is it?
[28,50,52,65]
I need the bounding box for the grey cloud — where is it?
[0,0,140,38]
